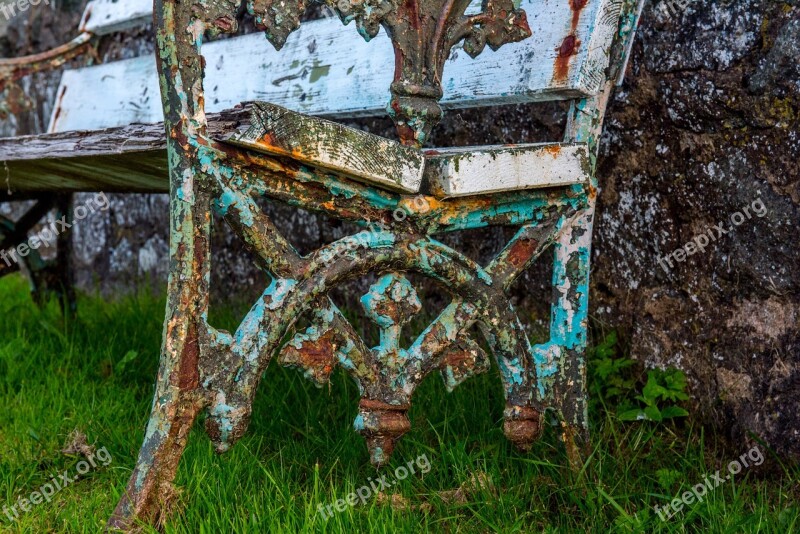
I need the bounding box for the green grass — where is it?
[0,273,797,533]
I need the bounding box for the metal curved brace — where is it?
[0,32,93,92]
[198,227,543,456]
[202,141,583,462]
[207,163,565,457]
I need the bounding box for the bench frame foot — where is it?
[0,194,76,318]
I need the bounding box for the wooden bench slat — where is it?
[425,144,589,198]
[80,0,153,35]
[53,0,620,133]
[0,124,169,193]
[222,102,425,193]
[3,110,587,198]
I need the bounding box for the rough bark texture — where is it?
[1,1,798,460]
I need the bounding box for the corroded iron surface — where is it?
[106,0,643,529]
[0,33,93,120]
[0,33,93,93]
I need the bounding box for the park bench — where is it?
[0,0,643,528]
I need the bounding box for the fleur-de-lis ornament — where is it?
[248,0,531,147]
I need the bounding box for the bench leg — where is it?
[539,86,614,469]
[559,209,593,469]
[27,195,76,318]
[107,231,210,529]
[107,368,204,530]
[107,4,237,526]
[534,206,593,470]
[0,194,75,317]
[108,145,213,530]
[108,277,209,529]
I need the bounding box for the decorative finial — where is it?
[249,0,532,147]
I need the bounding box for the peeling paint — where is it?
[107,0,642,528]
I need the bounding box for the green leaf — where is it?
[642,372,667,402]
[662,390,690,402]
[644,405,662,421]
[595,331,618,359]
[659,406,689,419]
[664,370,688,391]
[618,409,646,421]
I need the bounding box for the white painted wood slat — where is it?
[80,0,153,35]
[53,0,621,133]
[424,143,589,198]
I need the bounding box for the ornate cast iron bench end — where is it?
[103,0,643,528]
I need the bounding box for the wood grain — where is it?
[424,143,590,198]
[224,102,424,193]
[2,111,588,199]
[52,0,621,133]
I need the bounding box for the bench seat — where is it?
[1,103,589,197]
[2,0,616,199]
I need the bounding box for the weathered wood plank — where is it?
[80,0,152,35]
[1,116,587,199]
[48,57,158,132]
[1,124,167,161]
[424,144,589,198]
[2,122,168,193]
[52,0,620,133]
[223,102,424,193]
[2,106,247,192]
[1,153,168,194]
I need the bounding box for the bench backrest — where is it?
[51,0,628,133]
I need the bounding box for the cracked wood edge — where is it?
[424,143,590,198]
[222,102,424,193]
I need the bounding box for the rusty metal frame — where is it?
[0,33,94,119]
[0,33,93,92]
[85,0,645,529]
[0,194,76,315]
[0,33,94,311]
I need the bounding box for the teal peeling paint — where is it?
[109,0,643,521]
[209,402,236,447]
[353,414,365,431]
